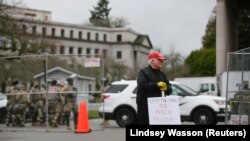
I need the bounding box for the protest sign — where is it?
[148,96,181,125]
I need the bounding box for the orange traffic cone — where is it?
[75,100,91,133]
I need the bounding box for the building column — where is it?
[55,45,60,54]
[216,0,229,76]
[64,46,69,55]
[73,46,77,55]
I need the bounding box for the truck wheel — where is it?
[193,108,215,125]
[115,108,136,127]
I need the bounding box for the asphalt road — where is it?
[0,118,227,141]
[0,102,226,141]
[0,119,125,141]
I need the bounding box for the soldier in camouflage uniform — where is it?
[231,81,250,116]
[29,81,39,126]
[48,80,62,127]
[14,83,28,127]
[62,78,78,130]
[38,84,46,125]
[57,81,66,125]
[30,82,46,126]
[5,80,18,126]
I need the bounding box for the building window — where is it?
[79,31,82,39]
[69,46,74,54]
[51,28,56,37]
[94,49,99,55]
[117,34,122,42]
[103,34,107,42]
[32,26,36,35]
[70,30,74,39]
[60,46,65,54]
[0,40,6,48]
[86,48,91,57]
[78,47,82,56]
[42,27,46,36]
[61,29,64,38]
[116,51,122,59]
[95,33,99,41]
[87,32,91,40]
[22,25,27,33]
[88,84,92,91]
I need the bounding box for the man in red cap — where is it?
[136,51,172,125]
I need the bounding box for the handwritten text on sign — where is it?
[84,58,100,67]
[148,96,181,125]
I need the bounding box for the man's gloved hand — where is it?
[160,86,167,91]
[157,81,167,91]
[157,81,166,87]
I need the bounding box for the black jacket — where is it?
[136,66,172,105]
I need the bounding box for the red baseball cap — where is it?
[147,51,166,60]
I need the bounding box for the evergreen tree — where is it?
[185,8,216,76]
[89,0,111,27]
[202,9,216,49]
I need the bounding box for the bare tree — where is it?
[162,47,190,80]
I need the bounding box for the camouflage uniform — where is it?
[48,80,62,127]
[14,85,28,127]
[5,85,17,126]
[230,81,250,124]
[63,78,78,130]
[57,83,66,125]
[30,84,46,126]
[36,86,46,125]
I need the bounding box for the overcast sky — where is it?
[17,0,216,57]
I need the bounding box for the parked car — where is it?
[99,80,228,127]
[0,93,7,123]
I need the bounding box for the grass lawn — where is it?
[88,110,100,119]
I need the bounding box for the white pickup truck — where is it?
[174,77,218,96]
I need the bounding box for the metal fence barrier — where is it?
[0,54,106,132]
[226,47,250,125]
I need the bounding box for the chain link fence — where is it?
[226,47,250,125]
[0,54,105,132]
